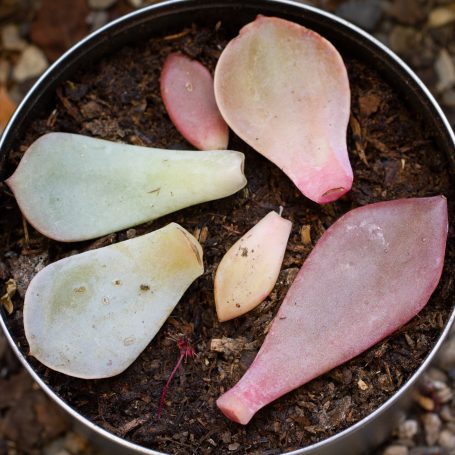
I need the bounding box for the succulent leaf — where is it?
[214,16,353,204]
[214,211,292,321]
[161,52,229,150]
[217,197,448,424]
[24,223,204,379]
[6,133,246,241]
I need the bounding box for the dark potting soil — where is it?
[1,20,454,455]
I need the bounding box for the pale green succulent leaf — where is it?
[24,223,204,379]
[7,133,246,241]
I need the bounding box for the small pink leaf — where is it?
[217,196,448,424]
[214,211,292,322]
[214,16,353,204]
[161,52,229,150]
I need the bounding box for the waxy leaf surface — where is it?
[215,211,292,321]
[217,197,448,424]
[6,133,246,241]
[24,223,204,379]
[214,16,353,204]
[161,52,229,150]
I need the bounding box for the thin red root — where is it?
[157,338,196,419]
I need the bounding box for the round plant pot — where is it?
[0,1,454,454]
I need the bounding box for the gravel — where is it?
[335,0,383,31]
[435,48,455,92]
[11,44,48,82]
[1,24,27,51]
[0,0,454,454]
[422,413,442,446]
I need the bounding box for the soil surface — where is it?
[1,16,454,455]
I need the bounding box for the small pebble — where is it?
[220,431,232,444]
[126,228,137,239]
[335,0,383,30]
[422,413,442,446]
[423,377,454,405]
[398,419,419,440]
[384,445,409,455]
[228,443,240,451]
[63,432,88,453]
[43,439,70,455]
[415,392,435,412]
[1,24,27,51]
[388,26,419,54]
[128,0,143,7]
[88,0,117,9]
[438,429,455,450]
[436,385,453,404]
[12,45,48,82]
[384,0,426,25]
[428,5,455,28]
[441,405,455,423]
[435,48,455,92]
[425,368,448,384]
[86,11,109,31]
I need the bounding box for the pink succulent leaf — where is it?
[217,196,448,424]
[214,16,353,204]
[161,52,229,150]
[214,211,292,322]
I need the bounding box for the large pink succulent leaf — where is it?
[217,196,448,424]
[214,15,352,204]
[161,52,229,150]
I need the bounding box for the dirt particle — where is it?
[123,337,136,346]
[300,225,312,245]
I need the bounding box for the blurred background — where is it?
[0,1,454,454]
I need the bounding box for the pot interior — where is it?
[0,1,454,455]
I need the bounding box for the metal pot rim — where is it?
[1,1,454,454]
